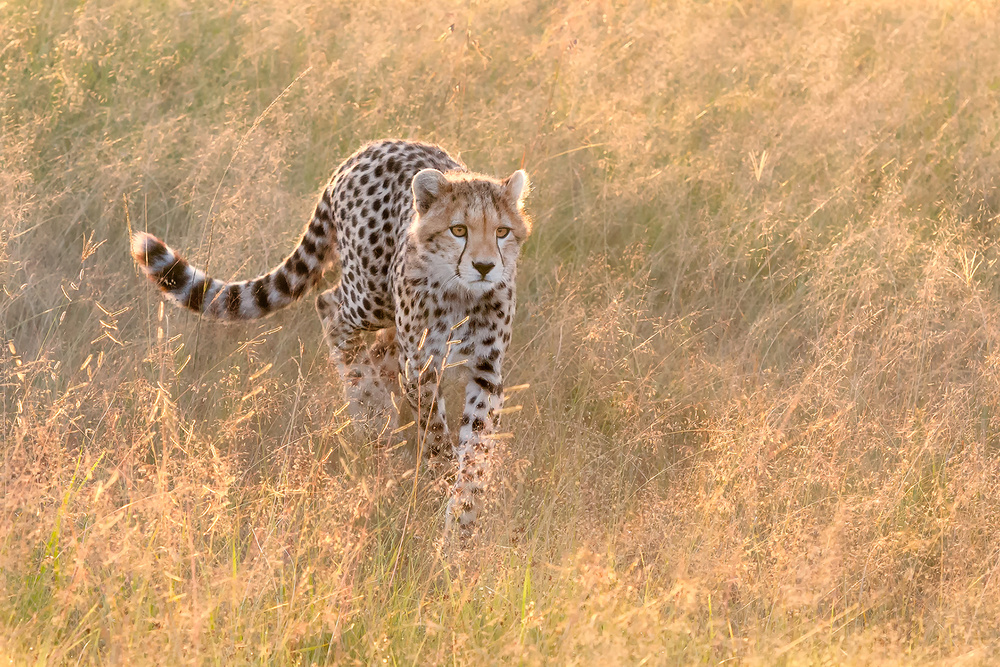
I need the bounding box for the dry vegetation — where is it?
[4,0,1000,663]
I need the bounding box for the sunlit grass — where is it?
[3,0,1000,663]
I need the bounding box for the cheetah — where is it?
[131,139,532,536]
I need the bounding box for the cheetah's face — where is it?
[411,169,531,294]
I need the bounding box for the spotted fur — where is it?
[132,139,532,537]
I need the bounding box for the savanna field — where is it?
[4,0,1000,663]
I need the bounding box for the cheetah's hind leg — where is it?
[317,288,400,442]
[351,327,401,441]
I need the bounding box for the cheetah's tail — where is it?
[131,188,337,321]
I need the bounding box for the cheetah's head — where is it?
[411,168,531,295]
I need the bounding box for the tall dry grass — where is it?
[3,0,1000,663]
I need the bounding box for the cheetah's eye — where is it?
[450,224,468,238]
[496,227,511,239]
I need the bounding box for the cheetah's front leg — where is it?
[401,359,451,458]
[446,358,504,538]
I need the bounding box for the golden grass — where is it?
[4,0,1000,663]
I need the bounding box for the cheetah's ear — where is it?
[503,170,530,207]
[412,169,449,215]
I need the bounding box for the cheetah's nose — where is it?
[472,261,495,279]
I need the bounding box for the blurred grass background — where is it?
[4,0,1000,663]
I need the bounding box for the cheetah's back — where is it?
[328,140,463,331]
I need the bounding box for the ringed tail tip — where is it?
[131,231,169,268]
